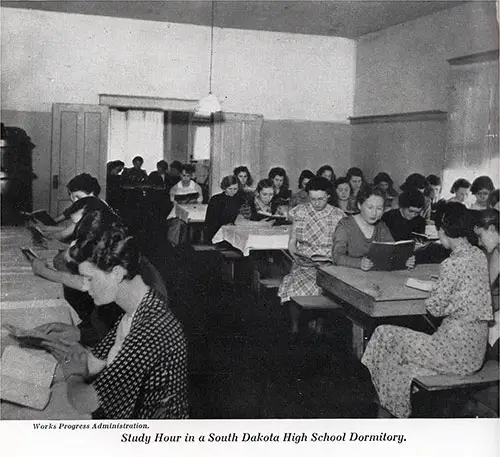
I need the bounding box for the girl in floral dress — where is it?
[362,202,492,417]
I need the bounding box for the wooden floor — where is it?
[144,237,378,419]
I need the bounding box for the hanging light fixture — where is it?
[195,0,221,117]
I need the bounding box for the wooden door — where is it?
[50,104,109,216]
[210,112,263,196]
[444,58,499,191]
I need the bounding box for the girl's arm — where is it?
[332,222,363,269]
[31,259,88,291]
[195,183,204,203]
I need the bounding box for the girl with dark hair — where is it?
[362,202,492,417]
[346,167,365,213]
[335,177,353,213]
[316,165,336,183]
[332,185,411,270]
[169,164,203,204]
[488,189,500,210]
[268,167,292,213]
[279,177,345,334]
[382,189,426,242]
[470,176,495,210]
[290,169,315,207]
[474,208,500,361]
[205,175,242,242]
[235,179,279,225]
[38,224,188,419]
[32,173,109,242]
[373,172,398,212]
[233,166,254,192]
[448,178,471,205]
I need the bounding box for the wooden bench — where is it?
[254,276,282,305]
[411,360,499,417]
[413,360,499,392]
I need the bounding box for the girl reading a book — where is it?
[332,185,415,271]
[278,177,345,335]
[362,202,492,417]
[169,164,203,204]
[40,222,188,419]
[235,179,280,225]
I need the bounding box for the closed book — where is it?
[405,277,435,292]
[367,240,415,271]
[0,346,57,410]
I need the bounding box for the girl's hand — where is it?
[42,340,89,380]
[406,255,416,269]
[34,322,81,343]
[31,258,49,275]
[360,257,374,271]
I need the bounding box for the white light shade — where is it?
[194,93,221,117]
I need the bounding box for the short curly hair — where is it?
[69,211,140,280]
[470,176,494,195]
[67,173,101,197]
[436,202,475,241]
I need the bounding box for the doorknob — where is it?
[52,175,59,189]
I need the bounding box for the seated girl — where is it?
[235,179,282,225]
[470,176,495,211]
[31,208,165,345]
[474,209,499,360]
[38,223,188,419]
[373,172,399,212]
[205,175,243,242]
[233,165,254,193]
[448,178,471,206]
[332,185,414,270]
[35,173,106,242]
[488,189,500,210]
[381,188,426,241]
[279,177,345,334]
[345,167,365,212]
[169,164,203,204]
[268,167,292,214]
[290,169,315,208]
[362,202,492,418]
[334,177,354,213]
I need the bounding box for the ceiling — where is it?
[2,1,465,38]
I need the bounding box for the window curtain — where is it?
[107,109,164,174]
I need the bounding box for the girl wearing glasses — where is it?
[279,177,345,335]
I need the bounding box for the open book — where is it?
[21,210,57,226]
[174,193,199,204]
[367,240,415,271]
[412,232,439,243]
[20,247,39,263]
[3,324,58,349]
[1,345,57,410]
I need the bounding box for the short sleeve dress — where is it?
[278,203,345,303]
[361,240,492,417]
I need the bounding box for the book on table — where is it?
[412,232,439,243]
[367,239,415,271]
[21,210,57,226]
[294,253,333,267]
[405,277,435,292]
[0,345,57,410]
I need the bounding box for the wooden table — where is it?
[212,225,291,256]
[316,263,440,359]
[1,226,88,419]
[1,227,64,301]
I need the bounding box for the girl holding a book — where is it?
[332,185,415,271]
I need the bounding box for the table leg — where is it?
[352,322,366,360]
